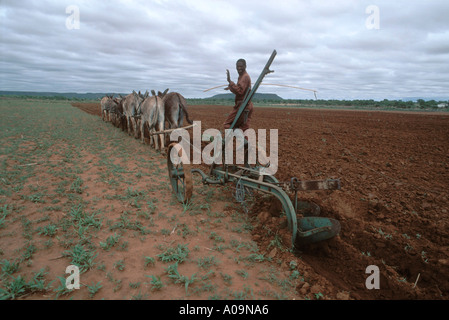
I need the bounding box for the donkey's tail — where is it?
[176,93,193,125]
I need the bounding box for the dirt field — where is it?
[1,98,448,301]
[74,102,449,300]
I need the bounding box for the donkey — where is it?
[121,91,144,138]
[161,92,193,129]
[158,91,192,146]
[139,94,165,151]
[100,94,116,122]
[109,95,125,129]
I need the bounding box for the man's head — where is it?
[236,59,246,75]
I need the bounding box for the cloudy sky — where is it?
[1,0,448,100]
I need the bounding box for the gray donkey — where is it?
[139,94,165,151]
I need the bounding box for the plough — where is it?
[166,50,341,248]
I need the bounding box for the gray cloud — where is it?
[1,0,448,99]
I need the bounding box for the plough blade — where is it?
[295,217,341,247]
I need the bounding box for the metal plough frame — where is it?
[166,50,342,248]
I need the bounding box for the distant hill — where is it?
[209,93,283,101]
[0,91,124,100]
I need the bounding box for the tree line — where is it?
[1,94,448,109]
[254,98,448,109]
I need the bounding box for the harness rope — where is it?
[203,83,318,94]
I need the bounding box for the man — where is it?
[223,58,253,131]
[223,58,254,168]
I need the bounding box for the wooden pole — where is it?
[149,123,197,136]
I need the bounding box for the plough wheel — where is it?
[167,143,193,203]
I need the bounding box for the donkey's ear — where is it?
[161,88,169,97]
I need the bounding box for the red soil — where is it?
[74,102,449,300]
